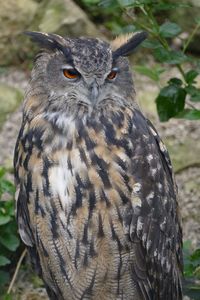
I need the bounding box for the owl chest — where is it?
[47,137,133,220]
[46,114,134,213]
[27,114,142,295]
[44,123,135,243]
[44,140,134,286]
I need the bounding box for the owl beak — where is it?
[90,81,99,104]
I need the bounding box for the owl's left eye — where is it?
[63,68,80,79]
[107,68,118,80]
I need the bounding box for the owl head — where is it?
[24,31,147,119]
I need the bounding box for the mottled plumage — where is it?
[14,31,182,300]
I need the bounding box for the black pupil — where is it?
[67,69,78,76]
[109,71,116,78]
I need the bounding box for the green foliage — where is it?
[80,0,200,121]
[159,22,182,38]
[156,78,186,121]
[183,241,200,299]
[0,167,20,291]
[134,65,165,81]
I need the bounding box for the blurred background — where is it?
[0,0,199,299]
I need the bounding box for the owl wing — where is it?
[14,119,44,279]
[14,121,33,246]
[124,109,183,299]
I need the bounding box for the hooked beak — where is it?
[90,81,99,104]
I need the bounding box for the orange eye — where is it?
[63,68,79,79]
[107,69,118,80]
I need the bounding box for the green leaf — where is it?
[99,0,120,8]
[183,240,193,254]
[168,77,183,86]
[142,39,163,49]
[191,249,200,262]
[153,3,191,11]
[0,234,20,251]
[83,0,99,4]
[0,179,15,195]
[0,255,11,266]
[0,270,9,287]
[117,0,153,7]
[176,109,200,120]
[154,48,188,64]
[184,263,195,277]
[0,167,6,178]
[156,84,186,121]
[185,70,199,84]
[3,295,14,300]
[121,24,136,33]
[0,215,11,226]
[186,86,200,102]
[134,65,164,81]
[195,17,200,25]
[159,22,182,38]
[2,200,15,217]
[117,0,134,6]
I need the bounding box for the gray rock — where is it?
[38,0,101,37]
[165,136,200,173]
[0,0,102,66]
[0,83,23,129]
[0,0,38,66]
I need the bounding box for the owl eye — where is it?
[63,68,80,79]
[107,68,118,80]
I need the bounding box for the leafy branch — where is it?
[98,0,200,121]
[0,167,22,294]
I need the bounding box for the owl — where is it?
[14,31,183,300]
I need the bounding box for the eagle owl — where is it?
[14,31,183,300]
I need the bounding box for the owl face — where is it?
[25,31,147,117]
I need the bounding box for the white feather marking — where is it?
[149,126,157,136]
[15,188,20,202]
[137,218,143,232]
[146,240,152,251]
[154,249,158,257]
[132,183,141,194]
[146,191,154,201]
[44,112,78,134]
[147,154,153,162]
[131,196,142,208]
[117,152,129,162]
[49,165,73,208]
[49,150,86,209]
[159,141,167,152]
[151,168,157,176]
[158,183,162,191]
[48,153,76,209]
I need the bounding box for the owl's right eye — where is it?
[63,68,80,79]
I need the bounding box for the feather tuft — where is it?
[112,31,148,59]
[24,31,72,60]
[111,33,135,50]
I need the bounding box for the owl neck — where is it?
[42,104,131,133]
[23,81,137,136]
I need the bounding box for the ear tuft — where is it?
[112,31,148,59]
[111,33,135,51]
[24,31,70,57]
